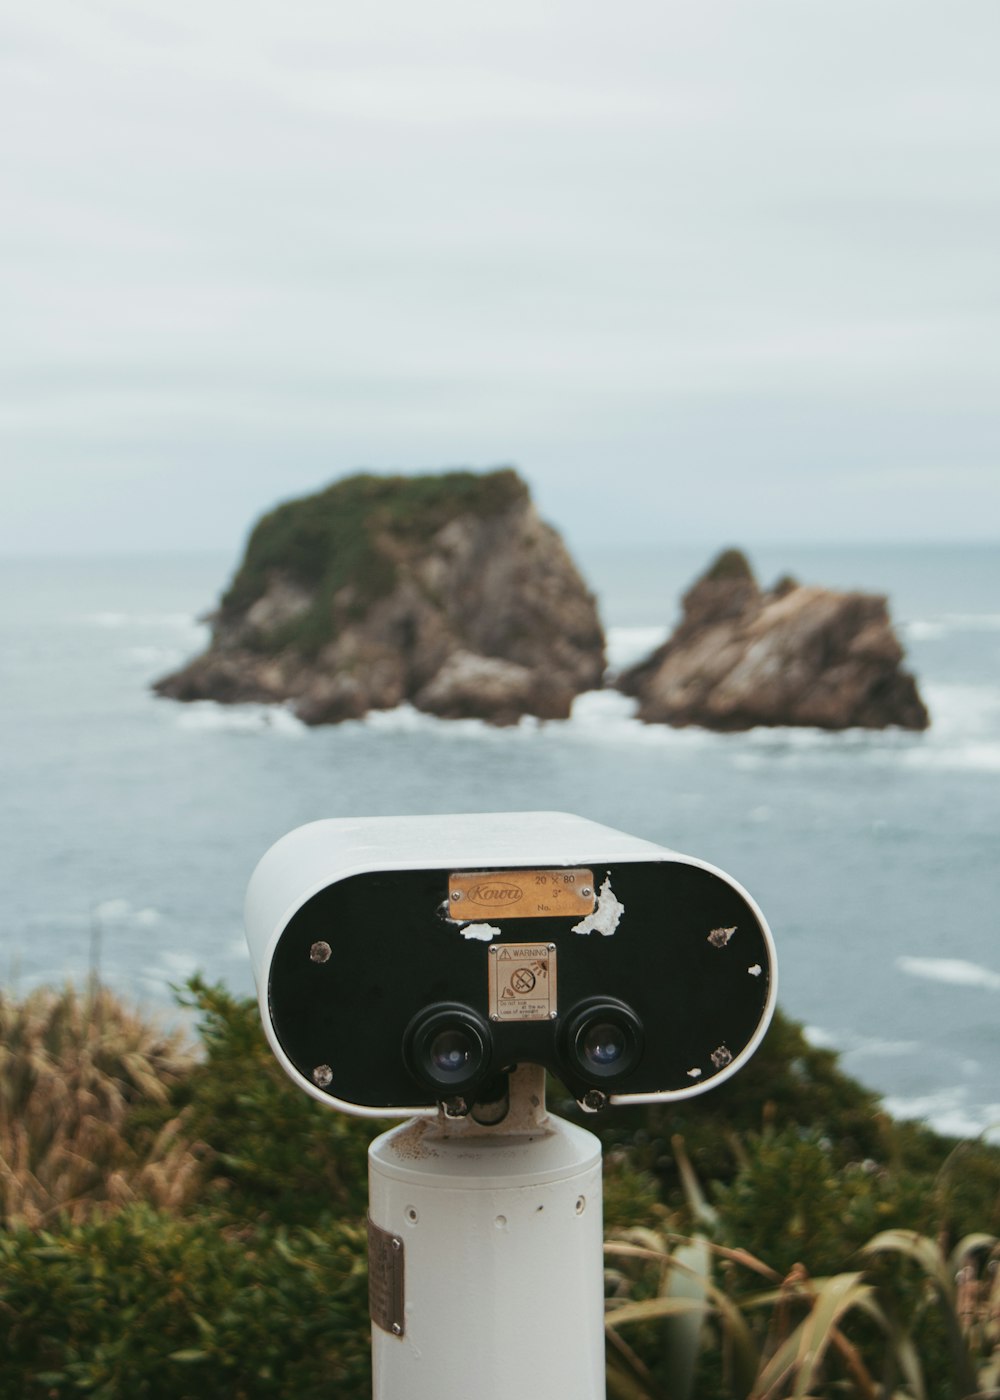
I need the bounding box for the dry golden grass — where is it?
[0,983,203,1228]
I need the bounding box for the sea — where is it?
[1,542,998,1142]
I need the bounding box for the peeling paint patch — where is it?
[459,923,502,942]
[687,1067,703,1079]
[748,963,762,977]
[710,1045,733,1070]
[571,876,625,937]
[708,926,737,948]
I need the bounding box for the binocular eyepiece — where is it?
[402,995,645,1106]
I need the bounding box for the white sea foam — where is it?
[803,1025,840,1050]
[804,1024,922,1058]
[848,1036,923,1059]
[174,703,306,737]
[897,956,1000,992]
[906,613,1000,641]
[128,645,183,667]
[155,669,999,777]
[158,949,201,979]
[86,611,203,631]
[94,898,132,921]
[347,689,1000,776]
[568,688,638,725]
[91,899,162,927]
[882,1088,1000,1144]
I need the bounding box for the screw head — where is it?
[309,941,332,964]
[312,1064,333,1088]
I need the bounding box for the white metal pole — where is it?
[367,1076,606,1400]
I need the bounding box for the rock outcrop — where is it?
[615,549,929,731]
[153,469,606,726]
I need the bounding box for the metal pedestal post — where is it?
[367,1071,605,1400]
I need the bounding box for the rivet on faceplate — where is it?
[312,1064,333,1087]
[310,941,332,963]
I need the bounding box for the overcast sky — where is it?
[2,0,998,555]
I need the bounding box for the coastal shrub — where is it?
[2,979,999,1396]
[141,978,375,1228]
[604,1222,1000,1400]
[0,1206,370,1399]
[709,1127,935,1278]
[572,1006,889,1208]
[0,985,198,1228]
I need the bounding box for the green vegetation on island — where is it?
[221,468,529,653]
[1,979,998,1397]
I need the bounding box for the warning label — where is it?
[488,943,558,1022]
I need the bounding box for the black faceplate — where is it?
[268,860,772,1109]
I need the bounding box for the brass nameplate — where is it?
[449,868,595,920]
[488,943,558,1022]
[368,1217,405,1338]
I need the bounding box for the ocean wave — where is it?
[85,611,204,632]
[897,956,1000,992]
[159,677,999,769]
[127,646,185,667]
[174,703,306,737]
[882,1088,1000,1144]
[359,702,539,739]
[348,688,1000,773]
[803,1024,921,1058]
[92,899,162,927]
[906,613,1000,641]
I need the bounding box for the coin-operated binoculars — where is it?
[245,813,776,1400]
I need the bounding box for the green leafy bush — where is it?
[0,1207,370,1399]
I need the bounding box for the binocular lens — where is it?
[582,1021,628,1068]
[429,1028,475,1077]
[562,998,644,1084]
[403,1004,493,1095]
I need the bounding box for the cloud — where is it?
[1,0,999,550]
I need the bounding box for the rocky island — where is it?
[153,468,606,726]
[615,549,930,731]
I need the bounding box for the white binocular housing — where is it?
[244,811,777,1118]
